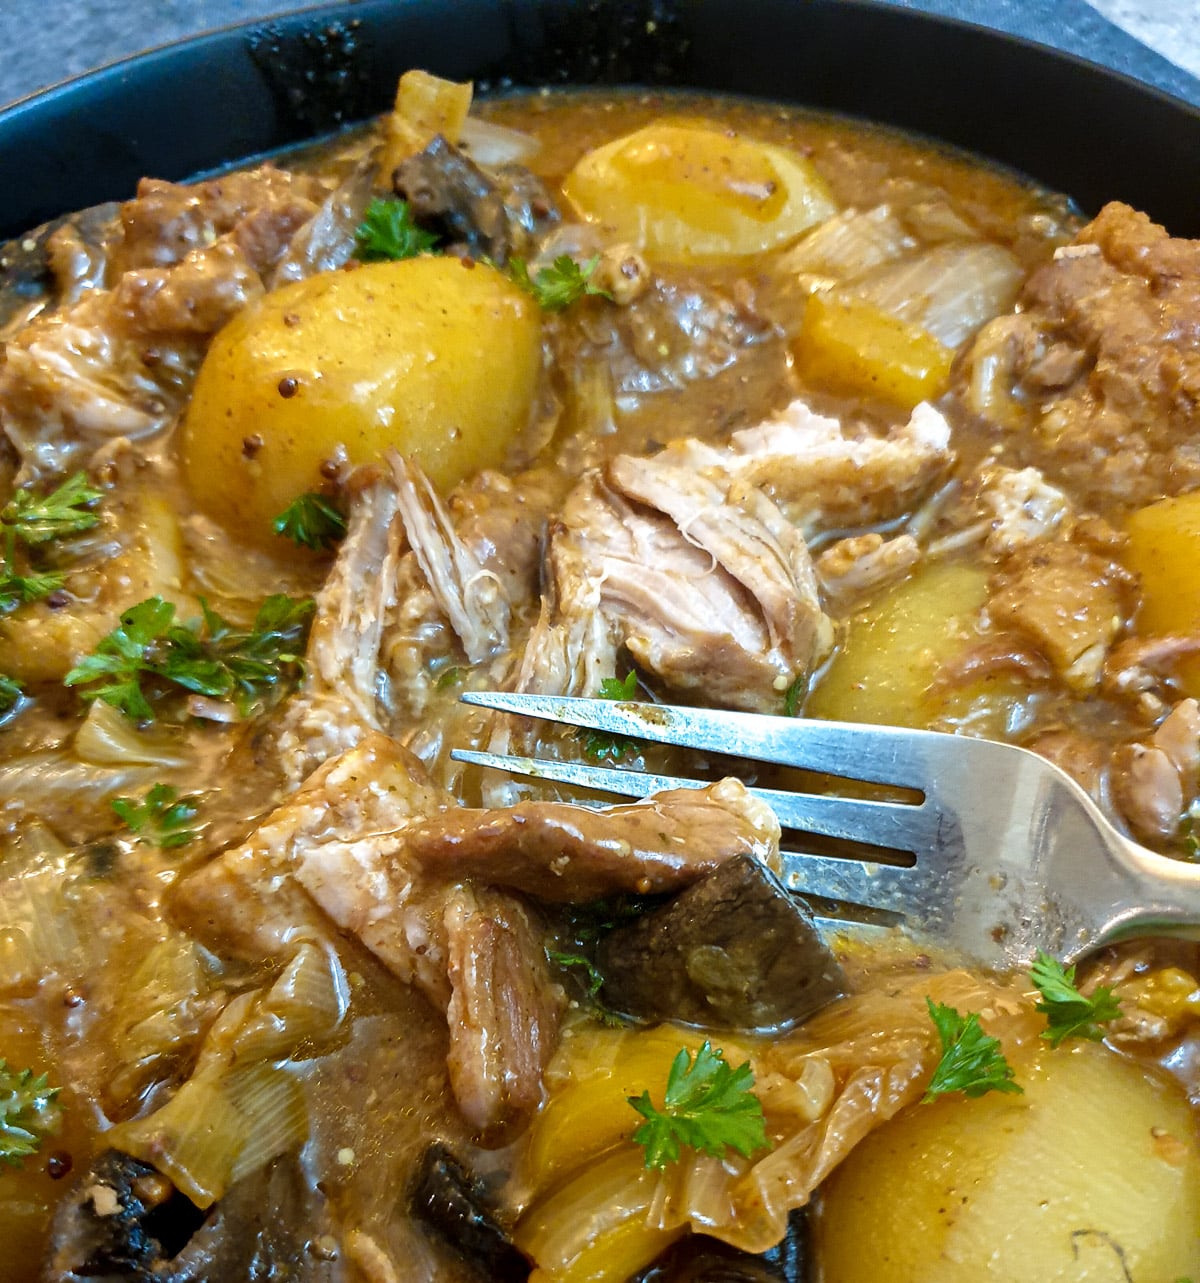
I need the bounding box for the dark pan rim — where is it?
[2,0,1199,240]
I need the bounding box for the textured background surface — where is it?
[2,0,1199,110]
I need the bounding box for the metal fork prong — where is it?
[779,852,927,920]
[452,748,937,854]
[458,692,931,789]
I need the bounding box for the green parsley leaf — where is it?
[783,675,804,717]
[2,472,102,545]
[65,594,314,722]
[0,568,63,614]
[0,1060,61,1167]
[436,665,465,691]
[355,198,441,262]
[923,998,1023,1101]
[0,675,23,716]
[1029,950,1122,1048]
[580,669,639,762]
[546,949,605,997]
[272,493,347,551]
[628,1041,770,1170]
[111,783,201,850]
[509,254,612,312]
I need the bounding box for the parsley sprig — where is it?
[546,949,605,998]
[0,472,102,617]
[628,1042,770,1170]
[0,1060,61,1167]
[112,783,200,850]
[272,493,347,551]
[510,253,611,311]
[0,675,22,716]
[64,594,314,722]
[1029,951,1122,1048]
[355,198,441,262]
[2,473,101,545]
[923,999,1022,1102]
[580,670,639,763]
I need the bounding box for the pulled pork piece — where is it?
[984,538,1134,691]
[1112,698,1200,844]
[279,456,546,781]
[182,736,776,1135]
[815,533,920,609]
[963,201,1200,509]
[443,884,563,1135]
[723,398,953,536]
[405,778,782,901]
[528,464,831,715]
[393,134,559,264]
[0,166,326,479]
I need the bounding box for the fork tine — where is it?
[451,749,939,854]
[451,748,925,923]
[459,692,931,789]
[779,853,928,920]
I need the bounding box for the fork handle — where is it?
[1095,834,1200,951]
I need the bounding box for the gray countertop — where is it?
[3,0,1200,111]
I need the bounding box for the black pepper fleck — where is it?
[278,376,299,399]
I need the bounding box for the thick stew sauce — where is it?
[0,75,1197,1282]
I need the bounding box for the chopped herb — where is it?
[0,675,23,716]
[629,1041,770,1170]
[546,949,605,998]
[0,568,63,615]
[354,198,441,262]
[65,594,314,722]
[111,783,200,850]
[2,472,101,546]
[509,254,611,312]
[580,670,639,762]
[436,666,465,691]
[0,473,101,621]
[923,998,1022,1101]
[1029,950,1122,1048]
[272,493,347,551]
[783,675,804,717]
[0,1060,61,1168]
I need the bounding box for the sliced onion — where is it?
[460,116,541,167]
[74,700,190,768]
[848,241,1023,349]
[778,205,914,287]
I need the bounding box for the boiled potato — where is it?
[182,257,542,542]
[563,120,836,262]
[818,1040,1200,1283]
[1125,491,1200,696]
[807,560,989,727]
[793,292,954,410]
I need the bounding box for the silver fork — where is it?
[453,692,1200,971]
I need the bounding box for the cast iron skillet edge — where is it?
[0,0,1198,241]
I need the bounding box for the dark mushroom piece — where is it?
[596,855,846,1031]
[392,135,559,264]
[411,1143,531,1282]
[631,1209,812,1281]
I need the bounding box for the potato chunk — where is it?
[563,121,836,262]
[793,292,954,410]
[181,256,541,542]
[1125,490,1200,696]
[818,1042,1200,1283]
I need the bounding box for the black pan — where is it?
[1,0,1198,243]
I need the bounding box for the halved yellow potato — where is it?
[563,120,836,262]
[182,256,542,543]
[818,1041,1200,1283]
